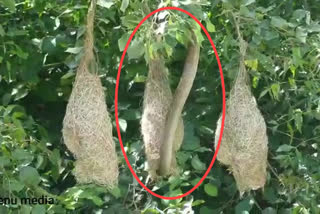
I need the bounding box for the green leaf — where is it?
[292,47,303,66]
[177,151,190,166]
[90,196,104,206]
[293,109,303,133]
[191,155,206,171]
[121,14,140,28]
[118,33,131,51]
[12,148,33,162]
[0,156,10,167]
[19,166,41,186]
[120,0,129,12]
[245,59,258,71]
[54,17,60,30]
[307,22,320,33]
[235,198,254,214]
[271,16,289,29]
[0,25,5,37]
[13,46,28,59]
[133,74,147,83]
[195,147,212,153]
[240,6,254,18]
[122,109,141,120]
[109,187,121,198]
[79,190,104,206]
[0,0,16,12]
[31,205,46,214]
[14,88,29,101]
[263,30,279,40]
[190,177,201,186]
[176,31,189,46]
[270,83,280,100]
[97,0,114,8]
[252,76,259,88]
[295,27,307,43]
[192,200,205,206]
[204,183,218,197]
[6,61,11,71]
[292,9,307,22]
[198,126,214,136]
[2,93,11,105]
[41,37,57,54]
[65,47,83,54]
[164,43,173,57]
[127,39,145,60]
[182,135,200,150]
[169,176,183,191]
[263,187,278,203]
[262,207,277,214]
[6,179,25,192]
[206,20,216,33]
[200,206,215,214]
[286,122,294,144]
[165,188,182,200]
[242,0,255,6]
[20,52,41,83]
[259,88,269,99]
[276,144,295,152]
[118,118,127,132]
[20,205,32,214]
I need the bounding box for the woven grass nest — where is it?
[62,0,118,188]
[214,42,268,194]
[141,58,184,179]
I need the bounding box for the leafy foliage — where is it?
[0,0,319,213]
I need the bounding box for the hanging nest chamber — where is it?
[62,0,118,188]
[214,41,268,194]
[141,58,184,179]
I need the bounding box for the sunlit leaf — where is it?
[245,59,258,71]
[204,183,218,197]
[120,0,129,12]
[118,33,131,51]
[276,144,295,152]
[271,16,289,29]
[65,47,83,54]
[191,155,206,171]
[97,0,114,8]
[206,20,216,32]
[270,83,280,101]
[0,0,16,12]
[127,39,145,60]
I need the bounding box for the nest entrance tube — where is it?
[62,0,118,188]
[214,15,268,195]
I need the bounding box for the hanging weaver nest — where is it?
[214,41,268,194]
[62,0,118,188]
[141,58,184,179]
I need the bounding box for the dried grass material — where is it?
[214,42,268,194]
[62,0,118,188]
[141,59,184,179]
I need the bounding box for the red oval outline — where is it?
[115,6,225,200]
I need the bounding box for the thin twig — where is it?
[267,162,285,186]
